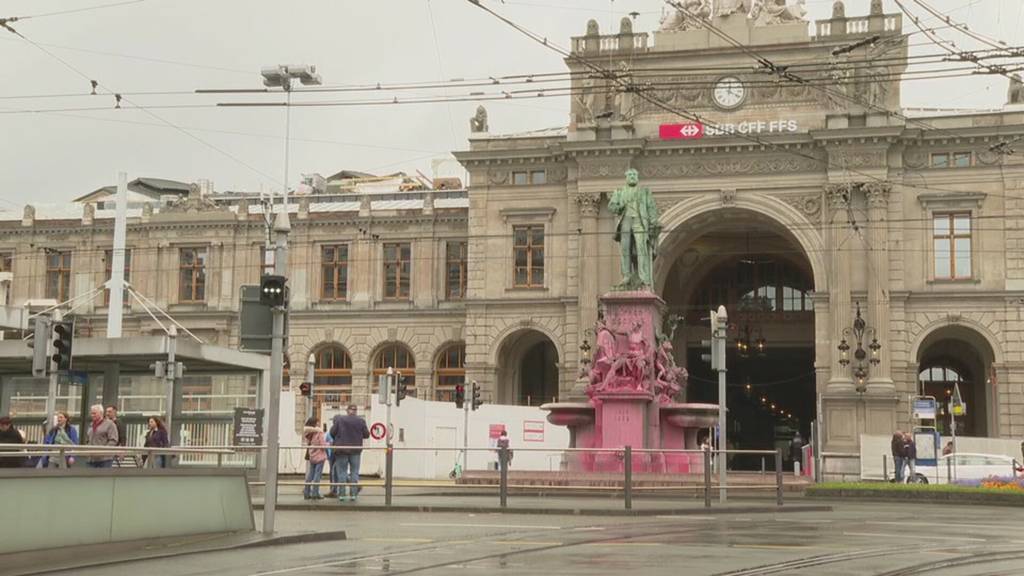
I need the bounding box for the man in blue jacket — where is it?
[329,404,370,502]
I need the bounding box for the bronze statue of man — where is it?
[609,169,660,288]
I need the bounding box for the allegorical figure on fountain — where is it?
[609,169,661,289]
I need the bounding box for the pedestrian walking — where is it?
[890,430,905,482]
[329,404,369,502]
[496,429,513,469]
[105,406,127,447]
[303,417,328,500]
[42,411,78,468]
[86,404,119,468]
[942,440,955,456]
[903,432,918,483]
[789,433,804,474]
[0,416,26,468]
[143,416,170,468]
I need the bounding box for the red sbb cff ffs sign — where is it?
[659,122,705,140]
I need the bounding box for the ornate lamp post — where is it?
[837,302,881,393]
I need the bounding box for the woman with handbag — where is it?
[303,417,328,500]
[42,411,78,468]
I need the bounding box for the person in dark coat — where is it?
[329,404,369,502]
[143,416,170,468]
[890,430,905,482]
[0,416,26,468]
[105,406,127,447]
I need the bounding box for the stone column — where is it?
[575,192,602,342]
[865,183,894,393]
[825,184,854,393]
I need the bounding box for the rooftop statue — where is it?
[609,169,660,289]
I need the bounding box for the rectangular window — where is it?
[513,225,545,288]
[383,242,411,299]
[512,171,529,186]
[930,153,949,168]
[178,247,208,302]
[933,213,971,280]
[0,252,11,305]
[45,250,72,302]
[952,152,972,167]
[445,240,467,300]
[103,249,131,306]
[320,244,348,301]
[530,170,547,185]
[259,246,275,277]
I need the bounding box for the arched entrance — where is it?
[916,325,996,437]
[659,207,818,469]
[312,344,352,421]
[496,329,559,406]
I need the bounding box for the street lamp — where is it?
[837,302,881,393]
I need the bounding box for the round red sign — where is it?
[369,422,387,440]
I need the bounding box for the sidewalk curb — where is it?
[254,503,832,516]
[7,530,347,576]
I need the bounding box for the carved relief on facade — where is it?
[825,183,853,210]
[831,149,887,169]
[903,148,928,169]
[546,166,569,183]
[638,153,822,178]
[719,188,737,206]
[487,169,509,185]
[864,182,892,208]
[578,158,632,179]
[782,194,822,218]
[574,193,602,217]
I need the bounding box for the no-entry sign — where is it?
[370,422,387,440]
[659,122,704,140]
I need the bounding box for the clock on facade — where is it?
[713,76,747,110]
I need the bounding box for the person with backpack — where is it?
[303,417,328,500]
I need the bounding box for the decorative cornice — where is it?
[917,191,986,209]
[500,206,557,222]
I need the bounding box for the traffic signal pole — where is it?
[44,309,62,430]
[714,306,728,503]
[463,393,470,474]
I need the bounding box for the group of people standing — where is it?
[303,404,370,502]
[890,430,919,483]
[0,405,171,468]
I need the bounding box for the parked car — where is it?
[911,452,1023,484]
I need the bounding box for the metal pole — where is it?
[107,172,128,337]
[703,448,711,508]
[262,212,289,535]
[499,446,509,508]
[305,354,315,421]
[385,444,394,507]
[716,306,728,503]
[462,397,470,474]
[624,446,633,510]
[165,326,177,447]
[385,368,394,445]
[775,448,784,507]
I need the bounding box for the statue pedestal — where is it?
[543,289,718,474]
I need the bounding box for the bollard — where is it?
[499,446,509,508]
[761,457,765,477]
[624,446,633,510]
[385,444,394,507]
[883,455,888,482]
[775,448,784,507]
[946,457,952,483]
[703,449,712,509]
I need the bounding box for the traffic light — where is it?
[28,317,51,377]
[299,382,311,397]
[396,373,408,406]
[51,320,73,372]
[259,274,288,307]
[471,381,483,411]
[454,383,466,409]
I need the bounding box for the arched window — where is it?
[314,346,352,407]
[373,344,416,396]
[435,344,465,401]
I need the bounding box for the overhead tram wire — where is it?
[463,0,1024,202]
[0,22,282,187]
[909,0,1022,56]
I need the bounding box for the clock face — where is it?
[713,77,746,109]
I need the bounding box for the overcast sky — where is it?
[1,0,1022,206]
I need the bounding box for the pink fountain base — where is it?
[542,290,720,475]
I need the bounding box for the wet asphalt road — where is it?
[50,501,1024,576]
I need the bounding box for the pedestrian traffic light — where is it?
[51,320,73,372]
[471,381,483,411]
[259,274,288,307]
[299,382,311,397]
[28,317,51,377]
[396,372,408,406]
[454,383,466,409]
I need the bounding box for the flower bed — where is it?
[955,476,1024,491]
[807,481,1024,505]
